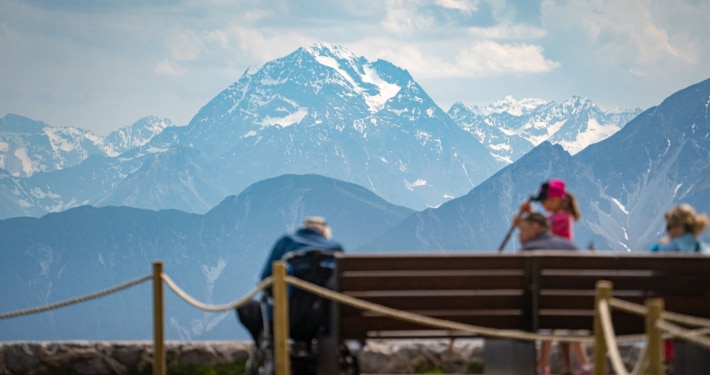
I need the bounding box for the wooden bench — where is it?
[320,251,710,374]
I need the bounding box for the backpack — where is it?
[281,249,337,342]
[236,299,264,344]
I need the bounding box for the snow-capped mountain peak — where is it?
[0,114,175,179]
[307,42,358,62]
[306,43,401,113]
[449,96,643,162]
[104,116,175,156]
[469,95,549,116]
[172,43,500,210]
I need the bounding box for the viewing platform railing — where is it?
[2,260,710,375]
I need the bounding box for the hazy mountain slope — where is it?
[359,142,577,252]
[0,173,413,341]
[572,77,710,250]
[367,77,710,252]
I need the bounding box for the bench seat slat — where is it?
[338,255,526,272]
[340,294,526,311]
[540,275,710,294]
[539,255,710,272]
[340,274,526,291]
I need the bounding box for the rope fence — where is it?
[0,274,152,320]
[2,261,710,375]
[161,274,273,312]
[656,320,710,349]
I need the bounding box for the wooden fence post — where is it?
[593,280,612,375]
[646,298,664,375]
[272,261,291,375]
[152,261,166,375]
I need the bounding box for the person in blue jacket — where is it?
[651,204,709,253]
[650,203,709,373]
[238,217,343,347]
[260,216,344,281]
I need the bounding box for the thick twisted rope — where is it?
[285,276,603,343]
[656,320,710,349]
[610,297,710,328]
[683,326,710,337]
[161,274,273,312]
[609,297,647,316]
[599,299,631,375]
[0,274,152,320]
[629,340,648,375]
[662,310,710,328]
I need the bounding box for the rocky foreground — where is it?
[0,339,642,374]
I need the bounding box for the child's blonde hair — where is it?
[563,192,581,222]
[665,204,709,237]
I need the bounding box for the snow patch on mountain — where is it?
[13,148,34,176]
[309,43,400,113]
[260,108,308,127]
[611,197,629,214]
[45,128,80,153]
[472,95,548,116]
[557,118,620,154]
[405,178,427,190]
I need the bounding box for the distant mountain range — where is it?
[448,96,641,163]
[0,174,413,341]
[0,43,637,219]
[0,114,175,177]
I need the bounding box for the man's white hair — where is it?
[302,216,331,239]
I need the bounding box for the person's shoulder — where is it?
[545,233,579,250]
[700,241,710,255]
[274,233,297,245]
[321,238,345,252]
[656,233,698,253]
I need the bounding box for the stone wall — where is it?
[0,341,251,375]
[0,339,641,374]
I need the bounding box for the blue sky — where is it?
[1,0,709,135]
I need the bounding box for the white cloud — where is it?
[154,60,185,76]
[370,40,559,80]
[381,0,436,35]
[541,0,704,72]
[435,0,479,14]
[466,23,547,40]
[456,41,560,76]
[167,30,205,61]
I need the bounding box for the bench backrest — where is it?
[334,252,710,340]
[535,252,710,335]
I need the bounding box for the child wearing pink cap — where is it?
[528,178,579,240]
[517,179,590,375]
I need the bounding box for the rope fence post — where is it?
[646,298,664,375]
[593,280,612,375]
[152,261,166,375]
[272,261,291,375]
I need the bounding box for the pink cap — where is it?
[546,179,566,199]
[532,178,566,201]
